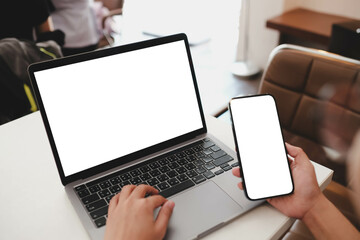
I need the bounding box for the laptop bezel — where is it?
[28,33,207,186]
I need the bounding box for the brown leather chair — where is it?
[259,45,360,239]
[258,44,360,186]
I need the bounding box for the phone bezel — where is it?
[228,94,294,201]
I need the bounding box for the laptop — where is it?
[28,33,263,240]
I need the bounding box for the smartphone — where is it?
[229,94,294,201]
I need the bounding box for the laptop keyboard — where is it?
[74,138,239,228]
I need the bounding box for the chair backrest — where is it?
[258,44,360,152]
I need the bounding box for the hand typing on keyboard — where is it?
[104,184,175,240]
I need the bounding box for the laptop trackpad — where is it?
[163,181,243,240]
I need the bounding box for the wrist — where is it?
[301,193,327,222]
[300,190,360,240]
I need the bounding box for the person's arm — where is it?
[302,193,360,240]
[36,16,54,34]
[104,184,175,240]
[232,143,360,240]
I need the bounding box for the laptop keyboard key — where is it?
[192,175,206,184]
[193,160,204,166]
[203,171,215,179]
[187,155,197,162]
[231,162,239,167]
[177,174,189,182]
[90,206,108,219]
[157,182,170,191]
[201,156,213,163]
[120,173,131,181]
[203,149,212,155]
[119,180,130,187]
[184,149,195,155]
[167,170,178,178]
[195,152,205,158]
[140,165,151,173]
[176,167,187,174]
[99,181,111,189]
[195,166,206,174]
[177,158,188,166]
[220,163,230,169]
[211,145,221,152]
[109,184,121,193]
[110,177,121,185]
[220,163,229,168]
[140,173,152,181]
[88,184,101,194]
[215,169,224,175]
[159,166,170,173]
[147,178,159,186]
[168,178,180,186]
[175,152,186,159]
[75,185,86,191]
[77,189,90,198]
[213,155,233,167]
[150,169,161,177]
[204,163,215,170]
[149,162,160,169]
[99,189,111,198]
[105,194,115,203]
[81,193,100,205]
[168,162,179,169]
[210,150,227,159]
[167,155,178,162]
[158,159,169,166]
[94,217,106,228]
[201,141,215,149]
[223,165,232,171]
[186,170,198,178]
[157,174,169,182]
[185,163,196,170]
[159,179,195,198]
[193,145,203,152]
[86,199,107,212]
[130,177,142,185]
[130,169,142,177]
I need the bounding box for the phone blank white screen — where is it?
[230,95,293,200]
[34,40,203,177]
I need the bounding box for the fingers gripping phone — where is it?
[229,94,294,201]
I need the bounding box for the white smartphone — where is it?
[229,94,294,201]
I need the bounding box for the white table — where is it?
[0,111,333,239]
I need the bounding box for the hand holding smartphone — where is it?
[229,94,294,201]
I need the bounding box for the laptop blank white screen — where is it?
[34,40,203,177]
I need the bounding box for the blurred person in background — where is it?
[0,0,64,45]
[0,0,64,124]
[49,0,100,56]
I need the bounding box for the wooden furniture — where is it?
[221,44,360,185]
[266,8,357,46]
